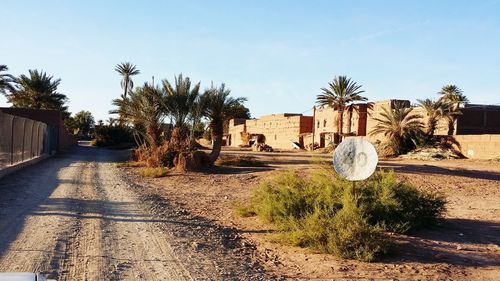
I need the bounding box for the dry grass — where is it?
[116,161,146,168]
[137,167,169,178]
[214,155,266,167]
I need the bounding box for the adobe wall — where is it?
[366,100,411,142]
[0,107,77,151]
[454,135,500,159]
[228,122,246,147]
[228,113,313,149]
[411,107,449,135]
[245,114,307,149]
[313,104,367,146]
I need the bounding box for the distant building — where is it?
[227,100,500,150]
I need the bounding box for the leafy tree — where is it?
[0,65,15,95]
[73,110,95,137]
[115,62,140,98]
[438,85,468,135]
[203,83,246,163]
[112,83,165,147]
[417,98,451,136]
[161,74,200,130]
[316,76,367,140]
[369,104,424,155]
[5,69,68,112]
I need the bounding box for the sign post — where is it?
[333,137,378,196]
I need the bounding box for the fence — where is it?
[0,111,56,169]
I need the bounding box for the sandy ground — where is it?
[0,146,268,280]
[124,148,500,281]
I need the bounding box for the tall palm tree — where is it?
[418,98,451,136]
[316,76,367,140]
[115,62,140,98]
[6,69,68,111]
[369,104,424,155]
[0,65,15,95]
[438,85,468,135]
[112,83,164,147]
[161,74,200,130]
[203,83,246,163]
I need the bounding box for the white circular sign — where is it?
[333,137,378,181]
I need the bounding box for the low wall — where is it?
[0,154,51,180]
[454,135,500,159]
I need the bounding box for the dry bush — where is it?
[137,167,168,178]
[174,150,211,172]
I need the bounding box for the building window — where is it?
[317,120,320,128]
[274,134,277,140]
[323,119,327,127]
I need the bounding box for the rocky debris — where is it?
[400,147,463,161]
[252,143,273,152]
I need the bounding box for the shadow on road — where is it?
[0,145,127,260]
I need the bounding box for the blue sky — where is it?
[1,0,499,121]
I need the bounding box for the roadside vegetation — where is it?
[110,62,250,173]
[214,155,267,167]
[137,166,169,178]
[236,164,446,262]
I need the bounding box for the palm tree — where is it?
[6,69,68,111]
[112,83,164,147]
[418,98,451,136]
[161,74,200,130]
[316,76,367,141]
[0,65,15,95]
[438,85,468,135]
[203,83,246,163]
[115,62,140,98]
[369,104,424,155]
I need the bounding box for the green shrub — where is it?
[243,168,445,261]
[137,167,168,178]
[93,125,134,147]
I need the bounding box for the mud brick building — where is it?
[227,113,312,149]
[227,100,500,155]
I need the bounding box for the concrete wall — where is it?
[454,134,500,159]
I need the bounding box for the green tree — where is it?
[369,104,424,155]
[73,110,95,137]
[161,74,200,130]
[316,76,367,140]
[438,85,468,135]
[203,83,246,163]
[0,65,15,95]
[417,98,451,136]
[115,62,140,98]
[6,69,68,112]
[112,83,165,147]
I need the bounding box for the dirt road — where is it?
[0,146,264,280]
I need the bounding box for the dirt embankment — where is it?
[123,150,500,280]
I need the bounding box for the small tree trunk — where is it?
[346,107,353,134]
[427,119,436,136]
[338,109,344,142]
[208,119,223,163]
[447,117,455,135]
